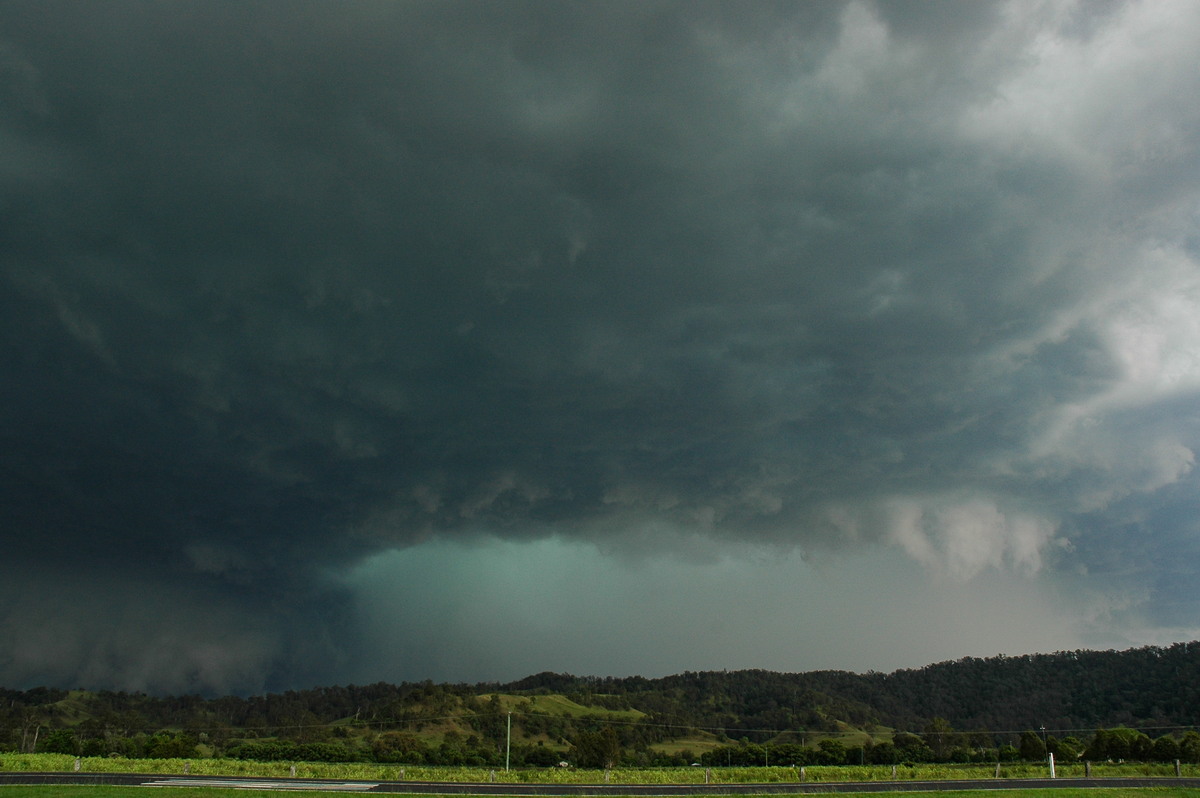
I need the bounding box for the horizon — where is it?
[7,639,1192,700]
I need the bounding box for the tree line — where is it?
[21,719,1200,769]
[699,724,1200,768]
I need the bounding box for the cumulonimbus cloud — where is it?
[2,0,1199,692]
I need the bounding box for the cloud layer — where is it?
[2,0,1199,693]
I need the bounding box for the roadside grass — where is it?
[6,790,1200,798]
[0,790,346,798]
[3,753,1199,785]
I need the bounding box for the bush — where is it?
[522,746,562,767]
[40,730,78,756]
[372,732,428,764]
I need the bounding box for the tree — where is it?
[892,732,934,762]
[372,731,428,763]
[1085,727,1152,761]
[40,729,78,755]
[146,732,196,758]
[922,718,959,760]
[815,739,846,765]
[1151,735,1180,762]
[866,741,899,764]
[1050,735,1082,761]
[570,727,621,768]
[522,744,561,767]
[433,730,467,765]
[1180,731,1200,764]
[1018,731,1046,761]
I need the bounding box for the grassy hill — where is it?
[6,642,1200,766]
[483,693,645,720]
[2,684,871,766]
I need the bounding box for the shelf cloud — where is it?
[3,0,1199,694]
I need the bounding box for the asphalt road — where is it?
[7,772,1200,794]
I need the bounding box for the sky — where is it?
[3,0,1200,697]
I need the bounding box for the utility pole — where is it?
[505,712,511,772]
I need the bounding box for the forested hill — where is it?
[856,643,1200,733]
[4,642,1199,743]
[504,642,1200,735]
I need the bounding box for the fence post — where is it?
[994,762,1001,778]
[1177,759,1182,777]
[799,766,805,782]
[705,768,711,784]
[1085,761,1091,778]
[74,758,81,772]
[1048,753,1055,779]
[289,765,296,778]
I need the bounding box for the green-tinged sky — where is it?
[2,0,1199,694]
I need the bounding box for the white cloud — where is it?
[822,495,1060,580]
[961,0,1200,174]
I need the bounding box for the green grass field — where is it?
[2,753,1198,786]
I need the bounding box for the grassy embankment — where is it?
[5,790,1200,798]
[2,753,1199,784]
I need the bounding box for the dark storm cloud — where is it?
[3,0,1200,692]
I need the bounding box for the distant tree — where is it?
[771,742,810,765]
[1130,731,1154,760]
[522,744,562,767]
[1050,735,1082,761]
[1151,735,1180,762]
[294,741,355,762]
[1086,729,1117,760]
[815,739,846,765]
[1180,732,1200,764]
[229,740,298,761]
[433,730,467,765]
[1018,731,1046,761]
[1085,727,1152,761]
[40,729,77,755]
[372,731,428,763]
[893,732,934,762]
[570,727,621,768]
[146,732,196,758]
[922,718,959,760]
[866,741,899,764]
